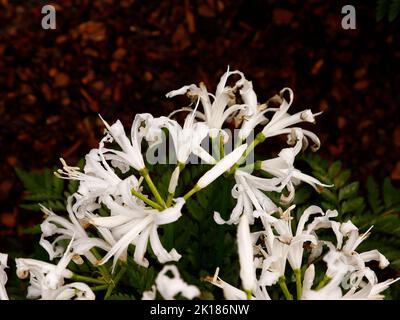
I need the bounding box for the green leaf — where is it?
[389,0,400,21]
[320,188,338,204]
[108,293,136,300]
[327,161,341,179]
[15,168,42,192]
[377,0,391,21]
[341,197,364,214]
[367,176,383,214]
[338,181,360,201]
[334,170,351,189]
[383,178,400,209]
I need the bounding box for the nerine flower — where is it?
[142,265,200,300]
[256,205,322,272]
[0,253,9,300]
[260,87,321,147]
[166,67,247,137]
[322,220,389,279]
[95,198,185,271]
[99,113,150,172]
[39,196,111,265]
[16,240,95,300]
[214,169,279,225]
[206,267,270,300]
[258,129,331,204]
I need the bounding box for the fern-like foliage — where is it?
[15,163,81,212]
[298,154,400,273]
[377,0,400,22]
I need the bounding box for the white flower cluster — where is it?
[1,68,397,300]
[209,207,399,300]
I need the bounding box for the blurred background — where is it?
[0,0,399,248]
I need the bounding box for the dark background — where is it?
[0,0,399,240]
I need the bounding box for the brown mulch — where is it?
[0,0,399,241]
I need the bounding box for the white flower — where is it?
[0,253,9,300]
[96,198,185,271]
[39,196,112,265]
[16,239,95,300]
[323,221,389,279]
[237,215,256,292]
[196,143,247,189]
[165,110,216,165]
[257,205,321,271]
[235,78,270,140]
[56,149,142,218]
[166,67,247,137]
[214,169,278,225]
[342,277,400,300]
[206,268,270,300]
[258,129,331,203]
[142,265,200,300]
[302,264,400,300]
[301,264,346,300]
[42,282,95,300]
[99,113,150,172]
[260,88,321,150]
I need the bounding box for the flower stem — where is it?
[104,264,127,300]
[219,134,225,158]
[90,248,112,281]
[294,269,302,300]
[90,284,109,292]
[140,168,166,208]
[278,276,293,300]
[183,184,201,201]
[228,132,266,175]
[316,274,331,290]
[71,274,107,285]
[245,289,252,300]
[131,188,163,211]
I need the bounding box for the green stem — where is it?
[90,248,111,281]
[294,269,302,300]
[183,184,201,201]
[316,274,331,290]
[131,188,163,211]
[104,265,127,300]
[70,274,107,285]
[211,136,221,161]
[90,284,109,292]
[166,193,174,207]
[219,134,225,158]
[278,276,293,300]
[228,132,266,175]
[245,289,252,300]
[140,168,166,208]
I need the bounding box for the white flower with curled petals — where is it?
[301,264,346,300]
[206,268,270,300]
[15,239,94,300]
[214,169,278,225]
[39,196,112,265]
[99,113,150,172]
[0,253,9,300]
[258,129,331,204]
[260,88,321,150]
[142,265,200,300]
[96,198,185,271]
[166,67,247,137]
